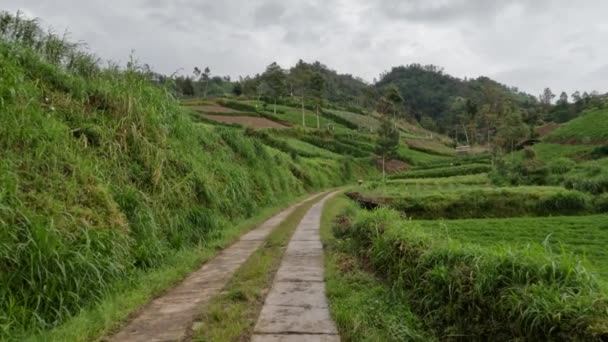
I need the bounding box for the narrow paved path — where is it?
[107,195,318,342]
[252,192,340,342]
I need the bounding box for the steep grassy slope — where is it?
[0,34,374,337]
[544,107,608,143]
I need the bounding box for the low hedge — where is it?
[348,187,594,219]
[390,163,492,179]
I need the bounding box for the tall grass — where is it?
[0,11,374,338]
[334,207,608,340]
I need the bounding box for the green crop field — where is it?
[279,137,343,159]
[325,109,381,130]
[404,138,456,156]
[416,214,608,280]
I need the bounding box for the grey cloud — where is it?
[1,0,606,95]
[376,0,512,22]
[283,30,320,45]
[254,2,286,27]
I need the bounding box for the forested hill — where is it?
[175,60,606,146]
[236,60,371,110]
[374,64,538,131]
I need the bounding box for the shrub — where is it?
[547,157,576,174]
[595,194,608,213]
[335,208,608,340]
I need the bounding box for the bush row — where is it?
[320,109,360,130]
[493,151,608,194]
[301,135,370,158]
[390,163,491,179]
[348,187,599,219]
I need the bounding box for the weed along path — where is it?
[107,195,319,342]
[252,191,341,342]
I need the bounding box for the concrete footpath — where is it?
[252,191,340,342]
[107,195,318,342]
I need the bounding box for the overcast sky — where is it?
[3,0,607,96]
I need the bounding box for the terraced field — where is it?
[325,151,608,340]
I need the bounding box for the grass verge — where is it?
[320,195,433,341]
[23,194,313,342]
[191,193,325,341]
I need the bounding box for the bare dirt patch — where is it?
[205,115,289,129]
[375,159,410,173]
[189,105,243,113]
[536,123,561,137]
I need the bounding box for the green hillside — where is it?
[6,9,607,342]
[0,17,391,338]
[544,107,608,143]
[0,12,457,339]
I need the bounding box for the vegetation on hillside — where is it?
[0,12,375,338]
[332,207,608,340]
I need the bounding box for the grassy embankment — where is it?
[0,13,378,340]
[321,195,434,341]
[329,205,608,340]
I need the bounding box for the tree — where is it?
[495,110,528,152]
[290,60,312,127]
[182,77,194,96]
[449,97,474,145]
[232,82,243,96]
[202,67,211,98]
[257,81,273,110]
[384,84,404,120]
[540,87,555,105]
[420,115,437,132]
[557,91,569,106]
[376,118,400,181]
[193,67,201,79]
[261,62,287,114]
[571,91,582,103]
[309,72,325,129]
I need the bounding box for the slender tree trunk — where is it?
[462,123,470,146]
[487,124,491,147]
[382,155,386,182]
[301,96,305,127]
[274,98,277,115]
[316,107,320,129]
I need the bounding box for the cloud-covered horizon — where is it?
[3,0,607,97]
